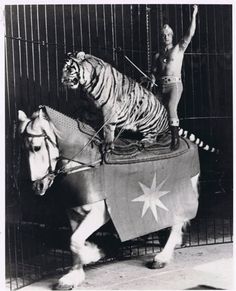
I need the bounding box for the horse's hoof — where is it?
[52,283,74,290]
[146,260,166,269]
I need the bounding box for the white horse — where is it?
[18,106,199,290]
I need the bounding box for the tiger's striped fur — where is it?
[61,51,169,150]
[61,51,218,153]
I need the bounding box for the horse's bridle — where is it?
[23,120,58,182]
[22,118,101,185]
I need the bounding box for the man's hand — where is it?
[140,74,157,90]
[192,5,198,17]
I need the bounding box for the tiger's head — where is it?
[61,51,86,89]
[61,51,102,90]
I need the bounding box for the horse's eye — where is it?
[33,146,41,152]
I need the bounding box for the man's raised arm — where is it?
[179,5,198,50]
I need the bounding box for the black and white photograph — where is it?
[3,1,234,290]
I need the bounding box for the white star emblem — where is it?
[132,174,170,222]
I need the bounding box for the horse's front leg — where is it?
[148,221,187,269]
[54,200,110,290]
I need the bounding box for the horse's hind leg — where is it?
[148,221,187,269]
[55,200,110,290]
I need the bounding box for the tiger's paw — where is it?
[102,141,114,153]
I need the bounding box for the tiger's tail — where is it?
[178,128,219,154]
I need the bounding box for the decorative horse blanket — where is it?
[104,137,199,241]
[46,106,200,242]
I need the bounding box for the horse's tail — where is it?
[179,128,219,154]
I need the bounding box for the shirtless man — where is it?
[151,5,198,150]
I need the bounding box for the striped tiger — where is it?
[61,51,218,153]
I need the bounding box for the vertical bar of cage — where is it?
[111,5,116,63]
[103,5,107,51]
[180,5,187,118]
[10,6,17,118]
[121,5,126,52]
[62,249,66,271]
[7,224,13,291]
[146,5,151,75]
[44,5,51,99]
[222,218,225,243]
[174,4,178,40]
[159,4,163,27]
[62,5,68,102]
[205,6,213,134]
[13,224,19,289]
[137,5,142,69]
[53,5,60,102]
[17,223,26,286]
[151,233,154,253]
[129,5,134,77]
[30,224,36,279]
[36,5,42,103]
[30,5,36,90]
[31,7,37,107]
[230,217,233,242]
[212,5,218,126]
[188,222,192,247]
[196,219,200,246]
[121,4,125,71]
[220,7,227,123]
[197,6,203,123]
[188,5,195,120]
[79,5,84,50]
[144,236,147,255]
[39,225,45,273]
[87,5,92,53]
[95,5,99,42]
[213,6,217,53]
[16,6,22,79]
[23,5,31,113]
[15,5,24,118]
[205,216,208,244]
[5,31,11,123]
[155,5,159,52]
[62,5,66,54]
[213,216,216,244]
[71,5,75,52]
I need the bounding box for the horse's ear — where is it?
[38,108,44,120]
[18,110,28,122]
[18,110,30,134]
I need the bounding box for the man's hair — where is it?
[161,24,174,35]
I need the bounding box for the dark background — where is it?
[5,4,232,224]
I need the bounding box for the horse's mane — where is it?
[40,106,101,144]
[31,110,62,139]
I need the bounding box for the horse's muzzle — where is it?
[32,175,55,196]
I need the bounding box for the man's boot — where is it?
[170,118,180,151]
[170,125,180,150]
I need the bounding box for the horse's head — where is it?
[18,108,60,196]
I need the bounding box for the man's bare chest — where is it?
[159,49,176,64]
[156,49,183,70]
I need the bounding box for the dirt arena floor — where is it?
[19,243,233,290]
